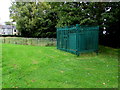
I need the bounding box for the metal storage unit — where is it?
[57,24,99,56]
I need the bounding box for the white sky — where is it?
[0,0,12,25]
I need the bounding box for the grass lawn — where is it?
[2,44,118,88]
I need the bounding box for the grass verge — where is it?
[2,44,118,88]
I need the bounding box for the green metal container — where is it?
[57,24,99,56]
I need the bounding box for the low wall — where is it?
[1,37,56,46]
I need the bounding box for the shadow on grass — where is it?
[98,45,118,56]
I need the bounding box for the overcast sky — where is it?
[0,0,11,25]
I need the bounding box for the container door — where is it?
[85,35,93,50]
[63,35,68,49]
[69,33,77,51]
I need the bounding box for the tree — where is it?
[49,2,120,48]
[10,2,120,48]
[9,2,57,37]
[99,2,120,48]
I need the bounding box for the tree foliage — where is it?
[10,2,57,37]
[10,2,120,48]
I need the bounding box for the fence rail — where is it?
[1,37,56,46]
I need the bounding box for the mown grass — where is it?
[2,44,118,88]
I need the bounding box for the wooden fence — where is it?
[1,37,56,46]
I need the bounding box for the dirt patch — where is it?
[32,60,39,64]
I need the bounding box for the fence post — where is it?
[66,26,68,51]
[57,28,58,49]
[9,38,10,44]
[26,38,27,45]
[4,37,5,43]
[31,38,32,45]
[38,38,40,46]
[36,38,37,46]
[76,24,80,56]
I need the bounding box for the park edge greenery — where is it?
[9,2,120,48]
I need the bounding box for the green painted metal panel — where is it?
[69,33,77,51]
[57,24,99,56]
